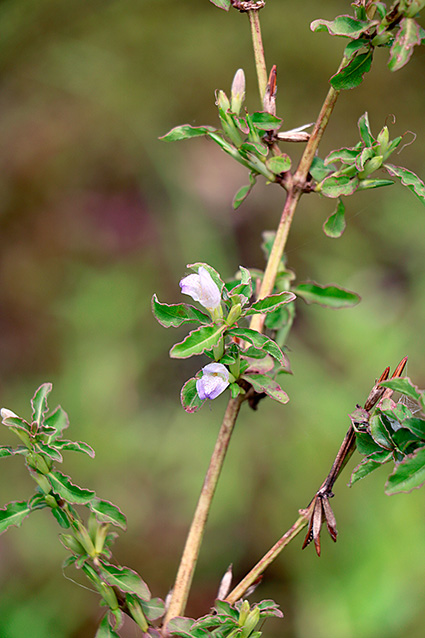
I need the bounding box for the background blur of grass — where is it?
[0,1,425,636]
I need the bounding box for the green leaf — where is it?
[151,295,211,328]
[31,383,52,426]
[170,324,225,359]
[294,282,360,308]
[330,51,373,89]
[325,147,359,165]
[369,414,393,450]
[357,179,394,190]
[242,373,289,405]
[140,597,166,621]
[388,18,422,72]
[250,111,283,130]
[402,417,425,440]
[344,38,370,60]
[311,15,375,38]
[380,377,423,402]
[167,617,194,638]
[98,561,150,600]
[227,328,288,368]
[244,291,295,316]
[54,439,96,458]
[323,199,346,238]
[95,614,120,638]
[209,0,231,10]
[36,442,63,462]
[386,447,425,494]
[310,156,334,182]
[349,456,388,486]
[0,446,27,458]
[181,378,205,413]
[225,265,253,300]
[319,175,359,197]
[358,112,375,146]
[48,471,95,504]
[89,497,127,530]
[51,506,71,528]
[384,164,425,204]
[233,176,257,210]
[45,406,69,440]
[355,431,382,456]
[266,154,292,175]
[160,124,217,141]
[0,500,32,534]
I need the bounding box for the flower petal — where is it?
[196,363,229,400]
[180,267,221,310]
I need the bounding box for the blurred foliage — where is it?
[0,1,425,637]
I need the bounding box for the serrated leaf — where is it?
[294,282,360,308]
[44,406,69,440]
[358,112,375,146]
[227,327,288,368]
[266,154,292,175]
[311,15,375,38]
[170,324,225,359]
[89,497,127,530]
[95,614,120,638]
[384,164,425,204]
[151,295,211,328]
[323,199,346,238]
[48,471,95,504]
[386,446,425,494]
[330,51,373,89]
[0,500,31,534]
[250,112,283,130]
[242,373,289,404]
[244,291,295,316]
[180,377,205,413]
[319,175,359,197]
[54,439,96,458]
[388,18,421,72]
[160,124,217,142]
[98,561,150,600]
[31,383,52,426]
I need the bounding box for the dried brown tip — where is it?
[391,356,408,379]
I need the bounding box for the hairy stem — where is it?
[163,395,244,629]
[225,506,313,604]
[248,10,268,102]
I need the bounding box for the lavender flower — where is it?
[180,267,221,312]
[196,363,230,400]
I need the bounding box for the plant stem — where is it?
[248,10,268,103]
[225,505,313,604]
[249,81,341,333]
[163,394,244,629]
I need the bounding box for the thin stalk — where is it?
[225,506,313,604]
[163,395,244,628]
[248,10,268,102]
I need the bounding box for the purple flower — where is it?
[180,267,221,311]
[196,363,230,400]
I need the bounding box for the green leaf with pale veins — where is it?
[330,51,373,90]
[31,383,52,426]
[349,453,391,486]
[266,154,291,175]
[319,175,359,197]
[244,291,295,315]
[160,124,217,141]
[180,378,205,413]
[89,497,127,530]
[98,561,151,600]
[386,447,425,494]
[48,471,95,504]
[45,406,69,440]
[384,164,425,204]
[242,373,289,405]
[323,199,346,238]
[152,295,211,328]
[388,18,422,72]
[170,324,226,359]
[358,112,375,146]
[0,500,32,534]
[227,327,288,368]
[294,282,360,308]
[54,439,95,458]
[311,16,376,38]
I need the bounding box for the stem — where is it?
[248,10,268,103]
[225,506,313,604]
[163,395,244,628]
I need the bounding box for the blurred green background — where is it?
[0,1,425,636]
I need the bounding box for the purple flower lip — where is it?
[180,267,221,311]
[196,363,230,400]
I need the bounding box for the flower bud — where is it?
[358,155,383,178]
[180,267,222,312]
[377,126,389,154]
[231,68,246,115]
[226,303,242,326]
[216,89,231,112]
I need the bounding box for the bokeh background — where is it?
[0,1,425,636]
